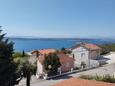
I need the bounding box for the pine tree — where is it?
[22,50,25,57]
[0,29,20,86]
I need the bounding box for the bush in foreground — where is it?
[79,75,115,83]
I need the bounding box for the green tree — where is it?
[61,47,67,54]
[20,61,36,86]
[13,52,37,86]
[43,53,61,76]
[100,44,111,55]
[0,29,20,86]
[22,50,25,57]
[61,47,71,54]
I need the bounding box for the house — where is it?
[57,53,74,73]
[71,43,101,68]
[31,49,74,79]
[31,49,56,78]
[52,78,115,86]
[31,49,56,57]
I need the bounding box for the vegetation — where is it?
[61,47,71,54]
[0,29,21,86]
[18,61,36,86]
[12,51,28,59]
[0,29,34,86]
[99,44,111,55]
[99,44,115,55]
[13,51,37,86]
[43,53,61,76]
[79,75,115,83]
[81,61,86,68]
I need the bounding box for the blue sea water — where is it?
[9,38,115,52]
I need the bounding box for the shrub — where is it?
[79,75,115,83]
[99,44,115,55]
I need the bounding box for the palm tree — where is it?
[21,62,31,86]
[13,52,37,86]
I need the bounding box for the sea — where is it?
[9,38,115,52]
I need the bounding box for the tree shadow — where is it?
[96,56,110,65]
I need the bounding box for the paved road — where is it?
[18,63,115,86]
[71,63,115,77]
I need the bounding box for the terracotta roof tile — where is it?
[72,43,101,50]
[38,49,56,55]
[57,53,74,63]
[34,50,73,65]
[31,49,56,55]
[52,78,115,86]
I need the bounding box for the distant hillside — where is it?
[100,43,115,55]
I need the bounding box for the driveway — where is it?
[103,52,115,64]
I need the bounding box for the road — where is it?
[18,63,115,86]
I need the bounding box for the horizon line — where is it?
[6,36,115,40]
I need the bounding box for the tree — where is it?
[61,47,67,54]
[13,51,37,86]
[19,61,36,86]
[61,47,71,54]
[43,53,61,76]
[100,44,111,55]
[0,29,20,86]
[22,50,25,57]
[61,47,66,51]
[81,61,86,69]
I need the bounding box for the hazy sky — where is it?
[0,0,115,38]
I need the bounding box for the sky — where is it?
[0,0,115,38]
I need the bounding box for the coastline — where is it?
[8,38,115,52]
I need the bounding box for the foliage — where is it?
[20,61,36,86]
[61,47,71,54]
[12,52,28,59]
[79,75,115,83]
[61,47,66,51]
[22,50,25,57]
[99,44,115,55]
[99,44,111,55]
[81,61,86,68]
[13,52,37,86]
[0,29,20,86]
[43,53,61,76]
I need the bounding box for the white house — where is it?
[71,43,101,68]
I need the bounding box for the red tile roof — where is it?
[57,53,74,63]
[31,49,56,64]
[38,49,56,55]
[33,50,74,65]
[52,78,115,86]
[31,49,56,56]
[72,43,101,50]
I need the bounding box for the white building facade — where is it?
[71,43,101,68]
